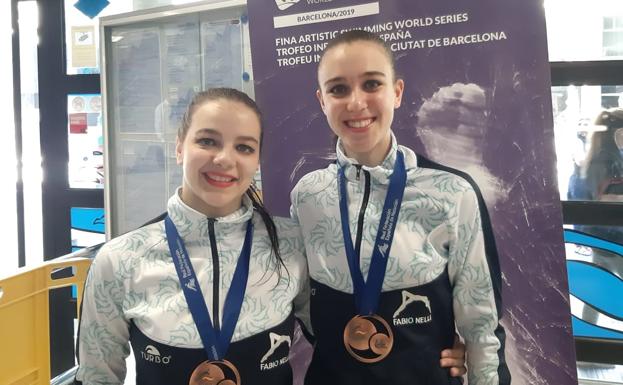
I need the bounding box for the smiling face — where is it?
[176,98,261,217]
[317,40,404,166]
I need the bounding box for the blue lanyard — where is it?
[164,216,253,360]
[338,151,406,315]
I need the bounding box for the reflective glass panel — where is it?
[104,6,250,235]
[552,85,623,200]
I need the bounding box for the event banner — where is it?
[247,0,576,384]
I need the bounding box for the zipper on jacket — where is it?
[207,218,220,331]
[355,165,362,181]
[354,169,371,258]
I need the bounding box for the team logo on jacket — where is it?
[140,345,171,364]
[274,0,300,10]
[392,291,432,326]
[260,333,291,371]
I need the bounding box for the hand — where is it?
[440,334,467,377]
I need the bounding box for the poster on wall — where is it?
[67,93,104,189]
[247,0,577,384]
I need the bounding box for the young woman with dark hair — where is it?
[76,88,308,385]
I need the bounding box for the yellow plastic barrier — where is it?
[0,257,92,385]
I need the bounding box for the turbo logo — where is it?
[140,345,171,365]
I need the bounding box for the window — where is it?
[603,16,623,57]
[545,0,623,61]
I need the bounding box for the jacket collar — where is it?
[335,131,418,184]
[167,187,253,238]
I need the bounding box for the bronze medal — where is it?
[189,360,241,385]
[343,314,394,363]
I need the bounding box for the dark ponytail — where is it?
[246,184,290,283]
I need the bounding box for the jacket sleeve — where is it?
[289,182,301,227]
[75,245,131,385]
[449,188,510,385]
[293,262,312,335]
[292,228,312,336]
[289,183,315,337]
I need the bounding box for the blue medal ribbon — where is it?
[165,216,253,361]
[338,150,407,315]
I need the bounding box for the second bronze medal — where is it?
[338,152,406,365]
[343,314,394,363]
